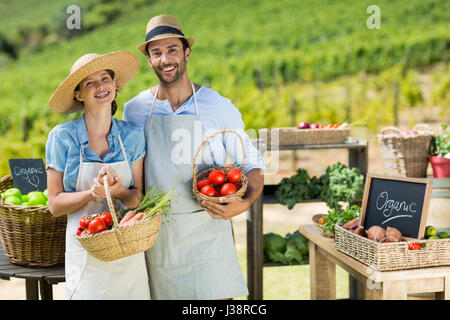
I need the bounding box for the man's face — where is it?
[147,37,190,85]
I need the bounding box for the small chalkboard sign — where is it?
[8,159,47,194]
[360,174,433,239]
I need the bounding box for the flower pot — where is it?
[429,156,450,178]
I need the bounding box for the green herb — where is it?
[117,187,177,221]
[321,205,360,236]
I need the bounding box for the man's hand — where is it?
[201,196,251,220]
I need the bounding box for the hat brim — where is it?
[137,34,195,56]
[48,51,139,114]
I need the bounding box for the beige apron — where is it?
[144,83,248,299]
[65,133,150,300]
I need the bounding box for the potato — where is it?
[367,226,386,242]
[343,218,360,230]
[385,226,402,242]
[353,227,367,238]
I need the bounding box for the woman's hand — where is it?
[96,167,117,186]
[119,210,144,227]
[90,177,107,199]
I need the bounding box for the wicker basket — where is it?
[377,124,433,178]
[75,175,161,262]
[258,127,351,147]
[335,224,450,271]
[192,130,248,204]
[0,175,66,267]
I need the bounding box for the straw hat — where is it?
[137,14,195,56]
[49,51,139,114]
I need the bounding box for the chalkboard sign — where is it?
[360,174,433,239]
[8,159,47,194]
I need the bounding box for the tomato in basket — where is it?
[220,183,237,196]
[209,170,226,186]
[99,212,112,227]
[226,168,241,183]
[80,215,92,229]
[200,184,216,197]
[197,178,211,189]
[88,217,106,234]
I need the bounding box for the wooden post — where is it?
[309,243,336,299]
[25,279,39,300]
[247,192,264,300]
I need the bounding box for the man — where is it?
[123,14,265,300]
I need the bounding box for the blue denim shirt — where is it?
[45,115,146,192]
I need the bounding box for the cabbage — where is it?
[263,232,286,253]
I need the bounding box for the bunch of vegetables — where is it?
[319,205,361,237]
[76,186,176,236]
[263,230,309,265]
[297,122,350,129]
[197,167,243,198]
[275,163,364,211]
[429,123,449,158]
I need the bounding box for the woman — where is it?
[46,51,149,299]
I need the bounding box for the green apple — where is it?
[43,189,48,198]
[22,195,30,202]
[28,193,47,206]
[5,196,22,205]
[4,188,22,200]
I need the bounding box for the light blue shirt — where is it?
[45,115,146,192]
[123,86,265,174]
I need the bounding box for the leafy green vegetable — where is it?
[263,232,287,253]
[429,123,449,158]
[264,230,309,265]
[321,205,360,237]
[284,240,303,265]
[286,230,309,256]
[275,169,313,209]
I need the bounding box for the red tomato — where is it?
[100,212,112,227]
[208,170,226,185]
[408,243,421,250]
[332,124,339,128]
[197,179,211,190]
[88,217,106,234]
[79,215,92,229]
[200,184,216,197]
[227,168,241,183]
[326,124,334,129]
[220,183,237,196]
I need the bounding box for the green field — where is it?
[0,0,448,174]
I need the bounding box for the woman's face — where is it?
[74,70,116,111]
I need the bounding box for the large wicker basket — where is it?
[335,224,450,271]
[0,175,66,267]
[258,127,351,147]
[192,130,248,204]
[377,124,433,178]
[75,175,161,262]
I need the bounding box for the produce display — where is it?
[275,163,364,211]
[76,186,176,237]
[197,167,243,198]
[263,230,309,265]
[1,187,48,206]
[297,122,350,130]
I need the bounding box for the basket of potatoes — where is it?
[335,222,450,271]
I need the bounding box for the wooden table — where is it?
[299,224,450,300]
[0,245,65,300]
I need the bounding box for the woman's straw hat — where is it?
[48,51,139,114]
[137,14,195,56]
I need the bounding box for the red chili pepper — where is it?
[408,242,421,250]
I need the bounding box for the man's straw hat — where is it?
[137,14,195,56]
[48,51,139,114]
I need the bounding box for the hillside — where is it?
[0,0,448,174]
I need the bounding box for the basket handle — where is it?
[381,126,400,134]
[412,123,433,133]
[103,174,120,229]
[192,129,246,187]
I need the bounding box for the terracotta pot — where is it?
[429,156,450,178]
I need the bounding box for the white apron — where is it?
[65,133,150,300]
[144,83,248,300]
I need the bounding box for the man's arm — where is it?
[201,168,264,220]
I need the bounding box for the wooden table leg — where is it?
[39,279,53,300]
[25,279,39,300]
[382,280,407,300]
[247,193,263,300]
[436,276,450,300]
[309,243,336,299]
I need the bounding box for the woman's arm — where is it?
[47,168,94,217]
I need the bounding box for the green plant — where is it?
[429,123,449,158]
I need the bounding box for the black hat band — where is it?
[145,25,185,42]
